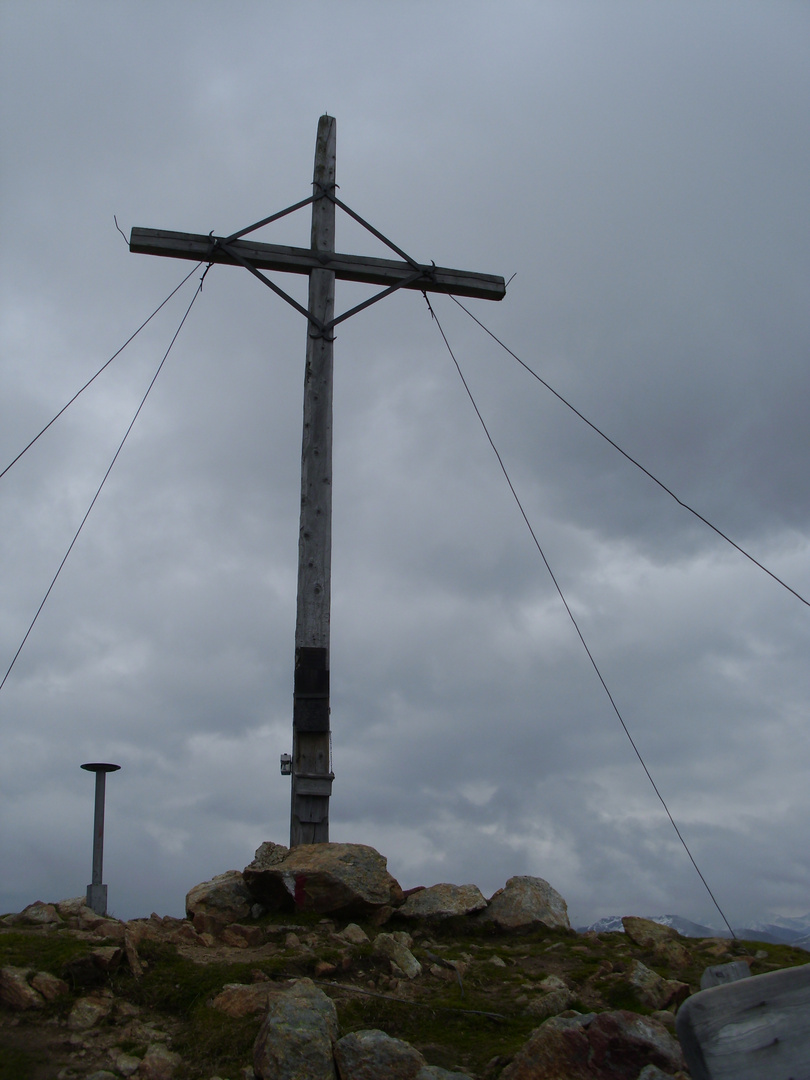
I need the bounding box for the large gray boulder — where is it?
[478,876,570,932]
[185,869,253,931]
[244,841,403,917]
[334,1029,426,1080]
[253,978,338,1080]
[398,883,487,920]
[499,1010,684,1079]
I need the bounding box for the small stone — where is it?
[629,959,690,1011]
[67,994,114,1030]
[91,946,123,972]
[526,987,574,1020]
[368,904,394,926]
[210,982,280,1018]
[221,927,250,948]
[338,922,370,945]
[223,923,264,947]
[487,955,507,967]
[30,970,69,1000]
[0,966,44,1010]
[139,1043,182,1080]
[111,1051,141,1077]
[372,933,422,979]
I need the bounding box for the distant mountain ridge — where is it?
[578,913,810,952]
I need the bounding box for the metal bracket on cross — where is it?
[130,194,503,335]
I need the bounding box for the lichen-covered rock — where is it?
[499,1009,685,1079]
[337,922,370,945]
[67,992,114,1030]
[334,1029,426,1080]
[399,883,487,920]
[479,876,570,932]
[90,946,123,972]
[621,917,680,949]
[139,1043,182,1080]
[629,959,690,1011]
[30,970,69,1001]
[8,901,63,926]
[211,981,282,1018]
[253,978,338,1080]
[185,870,254,927]
[526,976,575,1019]
[0,966,44,1009]
[244,842,403,917]
[372,933,422,979]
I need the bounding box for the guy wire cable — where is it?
[0,264,211,695]
[1,263,203,481]
[449,295,809,610]
[424,292,737,939]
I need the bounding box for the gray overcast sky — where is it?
[1,2,808,930]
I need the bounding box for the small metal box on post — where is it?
[81,762,120,916]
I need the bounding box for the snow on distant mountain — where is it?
[579,914,717,938]
[579,913,810,951]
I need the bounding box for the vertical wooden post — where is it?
[290,115,336,846]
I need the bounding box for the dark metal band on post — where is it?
[293,646,330,733]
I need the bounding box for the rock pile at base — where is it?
[6,842,757,1078]
[242,841,405,918]
[185,840,572,933]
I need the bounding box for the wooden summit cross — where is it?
[130,115,505,846]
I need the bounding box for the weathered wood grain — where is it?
[290,115,336,847]
[129,227,506,301]
[676,962,810,1080]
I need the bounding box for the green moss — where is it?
[112,940,256,1015]
[174,1010,260,1076]
[0,930,92,974]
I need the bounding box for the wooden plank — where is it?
[290,114,336,847]
[129,226,506,301]
[675,962,810,1080]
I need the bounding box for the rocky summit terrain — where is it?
[2,841,809,1080]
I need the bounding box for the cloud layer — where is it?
[1,2,808,929]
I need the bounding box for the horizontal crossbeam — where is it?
[130,227,506,302]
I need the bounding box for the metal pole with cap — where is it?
[81,762,120,916]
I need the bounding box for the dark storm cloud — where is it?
[1,2,808,927]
